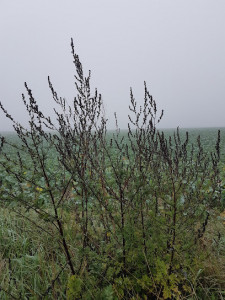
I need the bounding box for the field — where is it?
[0,127,225,300]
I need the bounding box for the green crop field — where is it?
[0,127,225,300]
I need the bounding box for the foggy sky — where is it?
[0,0,225,130]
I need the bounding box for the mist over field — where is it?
[0,0,225,131]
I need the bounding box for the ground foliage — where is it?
[0,40,225,299]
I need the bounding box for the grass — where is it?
[0,206,224,299]
[0,207,70,299]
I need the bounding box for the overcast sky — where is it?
[0,0,225,130]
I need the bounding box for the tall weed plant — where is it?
[0,39,224,299]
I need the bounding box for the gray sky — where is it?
[0,0,225,130]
